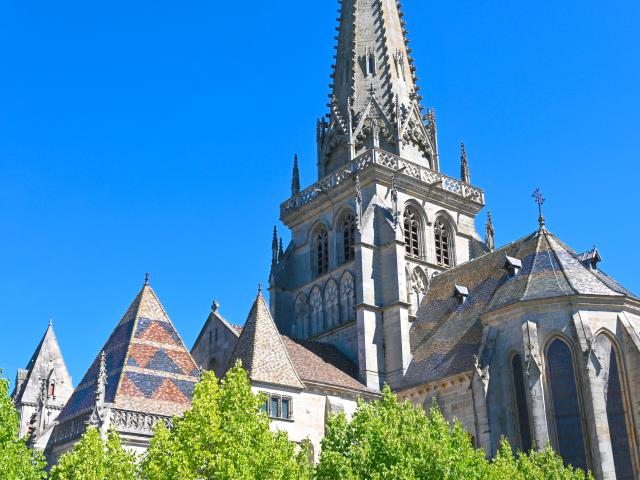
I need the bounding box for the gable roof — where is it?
[57,284,200,423]
[402,227,637,390]
[282,338,377,395]
[227,292,304,390]
[12,322,73,406]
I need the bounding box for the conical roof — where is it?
[12,322,73,406]
[228,292,303,390]
[403,227,636,390]
[58,284,200,423]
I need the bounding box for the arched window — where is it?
[49,381,55,399]
[596,334,635,479]
[511,354,532,451]
[434,218,453,267]
[403,207,422,257]
[324,280,339,330]
[294,294,308,339]
[309,287,323,336]
[312,226,329,277]
[340,212,356,264]
[340,272,356,324]
[546,339,588,471]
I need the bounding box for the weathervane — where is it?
[531,189,546,228]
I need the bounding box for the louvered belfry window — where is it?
[435,218,451,267]
[404,208,421,257]
[342,213,356,263]
[314,227,329,276]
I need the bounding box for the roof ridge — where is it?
[540,231,575,296]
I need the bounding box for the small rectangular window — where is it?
[281,398,290,419]
[271,397,280,418]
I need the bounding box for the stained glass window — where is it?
[597,335,635,479]
[546,339,588,471]
[511,355,532,451]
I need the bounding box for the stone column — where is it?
[572,312,616,480]
[522,321,549,451]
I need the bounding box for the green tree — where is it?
[488,439,592,480]
[142,362,312,480]
[50,428,139,480]
[315,386,489,480]
[0,371,46,480]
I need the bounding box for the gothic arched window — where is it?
[324,280,339,330]
[434,218,453,267]
[546,339,588,471]
[294,294,308,339]
[510,354,532,451]
[596,334,636,479]
[403,207,422,258]
[340,272,356,324]
[309,287,323,336]
[340,212,356,264]
[312,226,329,277]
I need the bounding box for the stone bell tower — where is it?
[270,0,487,390]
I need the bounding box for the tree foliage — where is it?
[316,385,592,480]
[0,372,46,480]
[141,362,312,480]
[50,428,139,480]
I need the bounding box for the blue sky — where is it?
[1,0,639,389]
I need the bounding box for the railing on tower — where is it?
[280,149,485,218]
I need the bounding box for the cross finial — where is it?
[258,283,263,295]
[211,300,219,312]
[532,189,546,229]
[48,317,53,327]
[144,272,150,286]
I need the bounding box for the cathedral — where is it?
[11,1,640,479]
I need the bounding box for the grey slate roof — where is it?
[228,293,304,390]
[402,228,638,390]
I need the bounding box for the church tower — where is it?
[271,0,486,390]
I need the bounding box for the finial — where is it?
[460,142,471,184]
[271,227,279,268]
[486,211,495,252]
[211,300,219,312]
[278,238,284,261]
[291,155,301,196]
[258,283,263,296]
[144,272,150,286]
[49,317,53,327]
[531,189,546,229]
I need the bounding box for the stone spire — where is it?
[486,211,495,252]
[317,0,438,178]
[291,155,300,196]
[461,142,471,184]
[278,238,284,261]
[271,226,279,269]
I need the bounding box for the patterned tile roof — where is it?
[402,228,637,390]
[228,293,304,390]
[282,338,376,395]
[57,284,200,423]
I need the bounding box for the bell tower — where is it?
[270,0,486,390]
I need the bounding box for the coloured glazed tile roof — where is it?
[282,337,377,395]
[57,284,200,423]
[402,228,637,390]
[228,293,304,390]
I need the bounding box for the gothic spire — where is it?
[486,211,495,252]
[278,238,284,261]
[318,0,438,177]
[461,142,471,184]
[291,155,300,196]
[271,226,279,269]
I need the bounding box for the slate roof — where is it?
[282,337,377,395]
[228,292,304,390]
[12,322,73,405]
[402,228,638,390]
[57,284,200,423]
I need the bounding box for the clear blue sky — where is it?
[1,0,639,389]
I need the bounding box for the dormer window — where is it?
[505,256,522,278]
[578,248,602,271]
[454,285,469,305]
